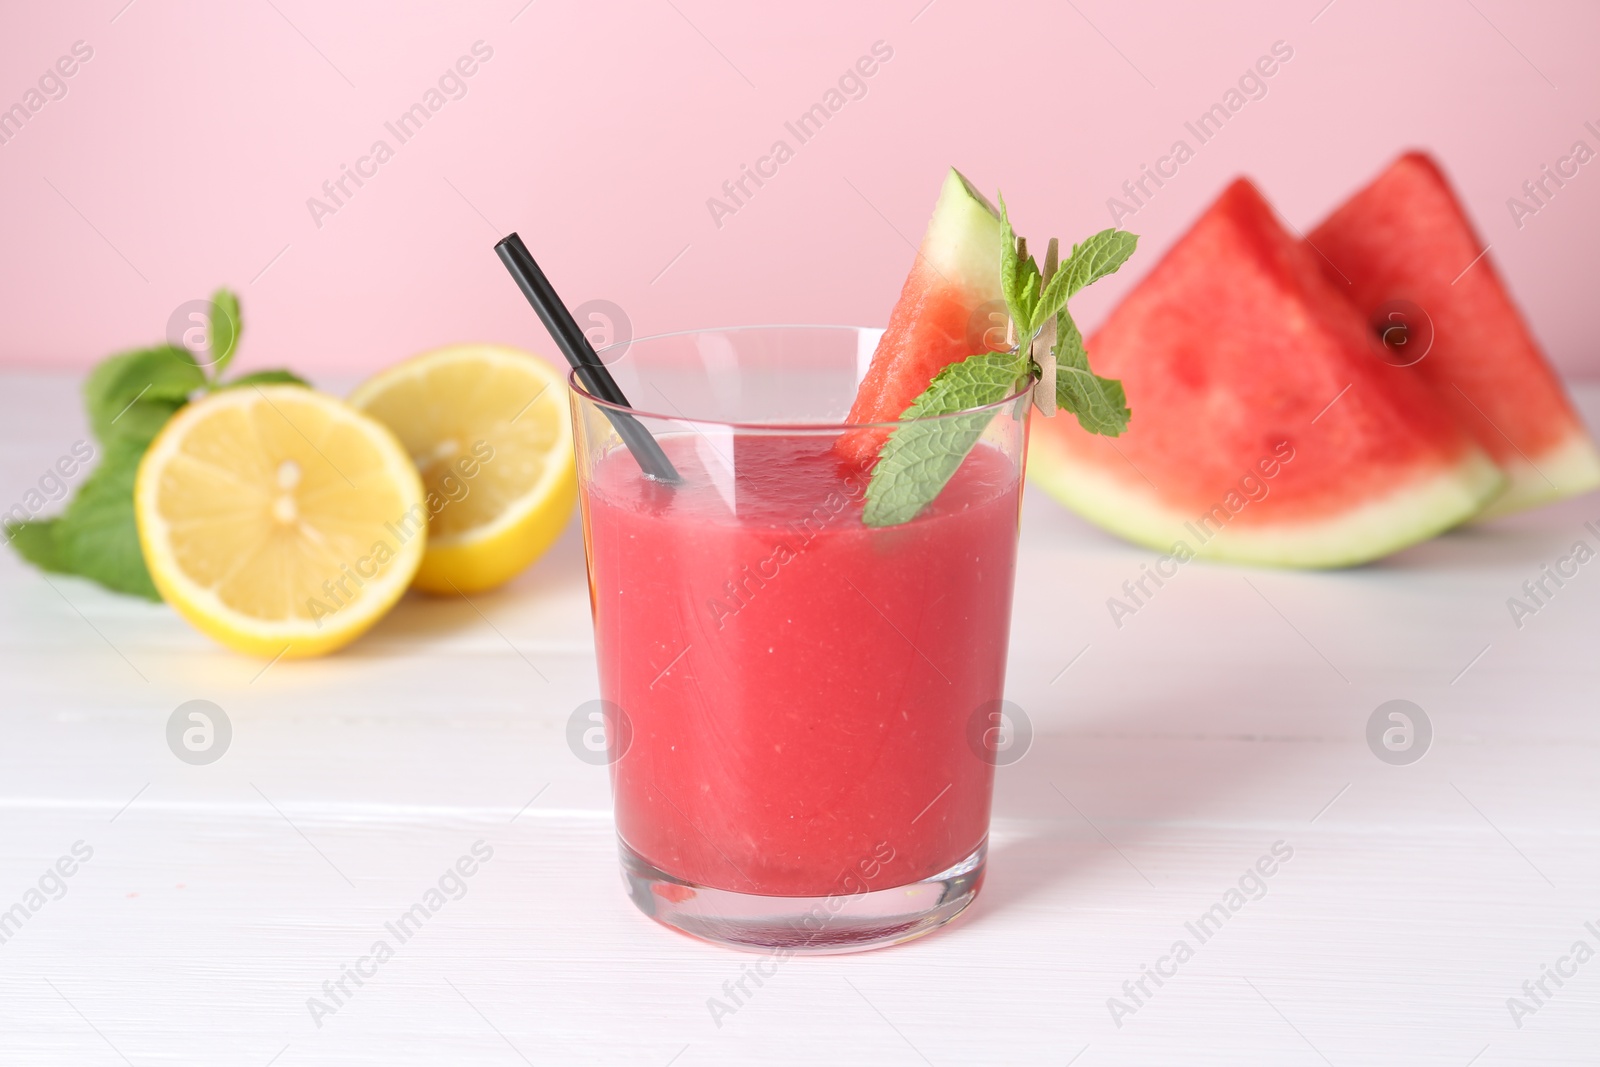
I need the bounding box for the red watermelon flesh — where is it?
[1309,151,1600,518]
[839,168,1007,465]
[1028,178,1503,568]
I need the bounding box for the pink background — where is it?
[2,0,1597,379]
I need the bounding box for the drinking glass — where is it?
[570,325,1028,953]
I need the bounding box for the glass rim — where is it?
[574,323,1033,431]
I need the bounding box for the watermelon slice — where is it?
[1028,179,1503,568]
[840,168,1005,464]
[1308,152,1600,519]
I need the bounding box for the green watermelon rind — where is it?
[1028,436,1506,568]
[922,168,1003,301]
[1473,432,1600,521]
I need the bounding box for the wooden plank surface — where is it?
[1,373,1596,1065]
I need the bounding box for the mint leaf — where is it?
[49,441,161,600]
[6,517,69,573]
[18,351,184,597]
[997,197,1041,341]
[209,289,242,380]
[105,398,186,450]
[1053,310,1130,436]
[220,368,309,389]
[901,351,1028,419]
[1060,229,1139,299]
[999,198,1023,322]
[863,351,1028,526]
[1032,229,1138,334]
[84,345,204,444]
[1019,267,1041,327]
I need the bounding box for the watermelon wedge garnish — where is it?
[839,169,1006,465]
[1309,152,1600,519]
[1028,178,1504,568]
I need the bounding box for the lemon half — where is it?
[348,344,576,594]
[135,385,426,658]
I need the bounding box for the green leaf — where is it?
[1031,229,1139,334]
[6,518,69,574]
[1053,310,1130,436]
[17,396,176,597]
[1061,228,1139,297]
[84,345,203,445]
[106,398,186,450]
[863,351,1028,526]
[220,368,310,389]
[1019,266,1041,324]
[998,197,1022,322]
[997,197,1041,341]
[208,288,242,380]
[50,441,161,600]
[34,348,189,599]
[901,351,1028,420]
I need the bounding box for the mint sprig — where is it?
[862,192,1138,526]
[996,198,1137,428]
[7,289,309,599]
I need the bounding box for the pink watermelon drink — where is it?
[569,325,1030,951]
[586,432,1020,897]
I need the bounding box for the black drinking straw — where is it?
[494,232,681,484]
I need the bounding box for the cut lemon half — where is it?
[135,385,426,659]
[348,344,576,594]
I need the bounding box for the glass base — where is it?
[618,838,986,955]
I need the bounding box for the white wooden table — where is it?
[3,373,1597,1065]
